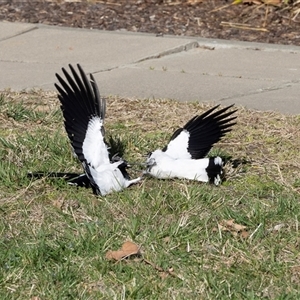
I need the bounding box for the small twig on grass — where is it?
[263,4,269,27]
[142,258,184,280]
[221,21,269,31]
[249,223,263,240]
[209,4,233,13]
[86,0,121,5]
[273,162,284,183]
[292,8,300,21]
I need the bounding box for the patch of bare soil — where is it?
[0,0,300,46]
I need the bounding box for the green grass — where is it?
[1,90,300,299]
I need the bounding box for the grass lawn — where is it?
[1,90,300,299]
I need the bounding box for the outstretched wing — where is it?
[55,64,109,168]
[162,104,237,159]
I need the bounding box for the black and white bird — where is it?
[54,64,142,195]
[145,105,237,185]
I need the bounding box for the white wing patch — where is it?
[164,129,191,159]
[82,116,110,168]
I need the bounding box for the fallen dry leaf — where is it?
[105,241,140,261]
[213,219,249,238]
[104,242,183,278]
[240,230,250,238]
[221,219,247,232]
[163,236,171,243]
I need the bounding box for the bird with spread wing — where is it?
[145,105,237,185]
[54,64,142,195]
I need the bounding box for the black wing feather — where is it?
[55,64,104,162]
[164,104,237,159]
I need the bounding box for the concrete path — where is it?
[1,21,300,114]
